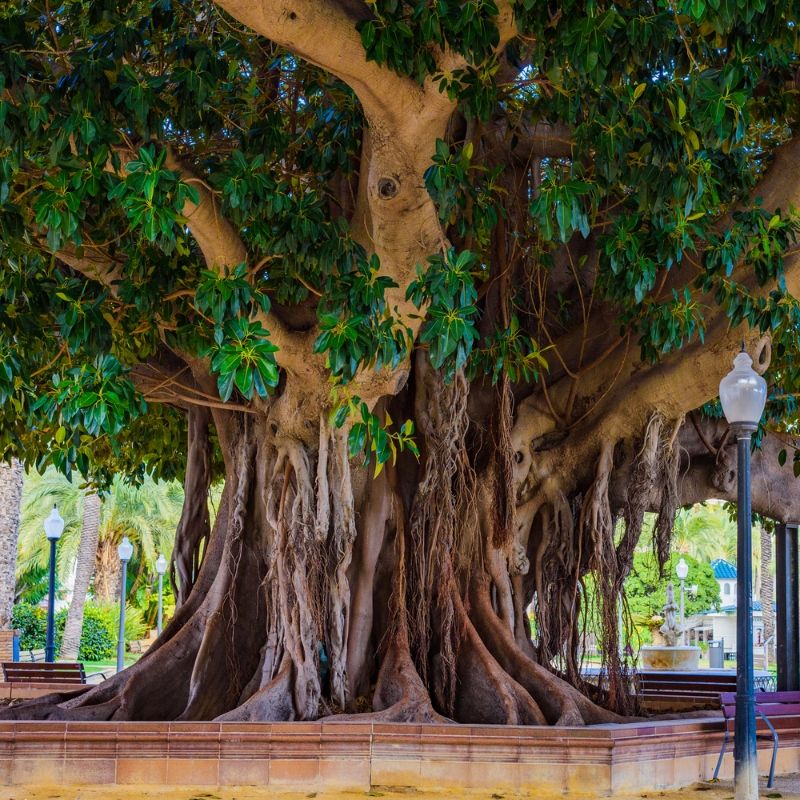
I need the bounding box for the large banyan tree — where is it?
[1,0,800,725]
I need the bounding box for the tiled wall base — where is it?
[0,682,86,701]
[0,717,797,795]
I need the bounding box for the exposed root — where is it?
[655,417,684,572]
[172,406,213,606]
[365,627,449,723]
[451,588,546,725]
[471,575,623,726]
[408,356,477,715]
[491,374,516,548]
[325,426,358,710]
[265,438,321,720]
[215,655,296,722]
[345,464,392,701]
[619,413,663,569]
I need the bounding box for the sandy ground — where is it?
[1,779,800,800]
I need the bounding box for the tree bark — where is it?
[0,459,23,629]
[61,492,101,661]
[94,538,119,605]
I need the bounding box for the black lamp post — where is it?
[43,505,65,663]
[116,536,133,673]
[720,348,768,800]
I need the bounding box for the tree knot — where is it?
[377,177,399,199]
[509,541,530,576]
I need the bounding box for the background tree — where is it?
[671,504,738,563]
[16,470,182,613]
[0,459,24,628]
[16,470,82,602]
[0,0,799,725]
[624,552,720,645]
[60,491,101,661]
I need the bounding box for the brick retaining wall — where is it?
[0,631,17,662]
[0,716,797,794]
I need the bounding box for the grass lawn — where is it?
[84,655,139,674]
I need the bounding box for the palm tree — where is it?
[60,491,101,660]
[92,478,183,603]
[670,502,738,562]
[17,470,83,602]
[17,469,183,612]
[0,459,24,628]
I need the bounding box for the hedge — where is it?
[11,602,126,661]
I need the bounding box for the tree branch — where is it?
[488,119,574,161]
[104,146,307,367]
[211,0,424,126]
[163,150,247,269]
[514,135,800,475]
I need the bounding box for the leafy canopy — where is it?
[0,0,798,481]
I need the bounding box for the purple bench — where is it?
[713,690,800,787]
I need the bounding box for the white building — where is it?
[688,559,767,654]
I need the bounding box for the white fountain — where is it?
[639,582,701,670]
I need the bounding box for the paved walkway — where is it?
[4,780,800,800]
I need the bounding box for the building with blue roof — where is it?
[688,559,772,655]
[710,559,737,606]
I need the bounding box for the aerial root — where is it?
[450,587,546,725]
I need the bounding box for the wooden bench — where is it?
[713,691,800,788]
[1,661,87,684]
[637,671,738,703]
[26,649,45,663]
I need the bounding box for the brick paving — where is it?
[4,782,800,800]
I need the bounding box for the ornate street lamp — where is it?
[720,347,767,800]
[43,505,64,663]
[155,554,167,635]
[116,537,134,673]
[676,557,689,646]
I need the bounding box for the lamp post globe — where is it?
[116,537,134,673]
[44,505,65,540]
[155,554,167,635]
[118,536,134,563]
[720,347,767,800]
[43,504,64,663]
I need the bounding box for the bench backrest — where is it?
[720,691,800,721]
[639,672,737,695]
[1,661,86,684]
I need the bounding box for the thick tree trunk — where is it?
[2,361,797,726]
[61,492,101,661]
[0,459,24,629]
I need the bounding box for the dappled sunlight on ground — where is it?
[2,781,800,800]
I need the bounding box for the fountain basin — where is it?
[639,645,702,671]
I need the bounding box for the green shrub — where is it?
[77,604,117,661]
[123,603,146,643]
[11,603,48,650]
[91,602,147,650]
[11,601,121,661]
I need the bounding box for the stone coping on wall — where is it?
[0,716,798,795]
